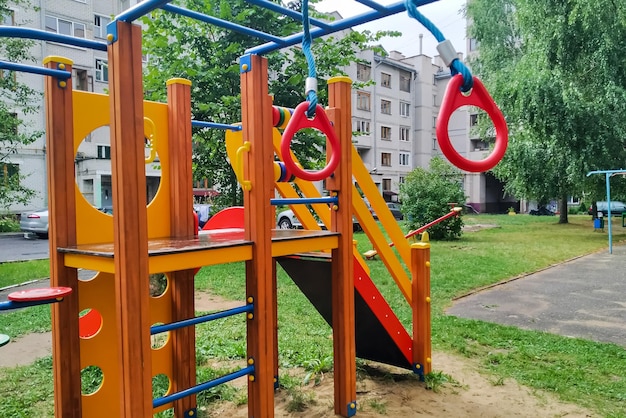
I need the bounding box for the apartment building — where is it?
[1,0,161,214]
[1,3,502,213]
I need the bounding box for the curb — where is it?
[0,232,24,239]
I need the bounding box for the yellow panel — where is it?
[63,253,115,273]
[271,235,339,257]
[148,246,253,273]
[78,272,121,417]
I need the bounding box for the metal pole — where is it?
[606,173,613,254]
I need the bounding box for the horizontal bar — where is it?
[191,120,242,131]
[587,169,626,177]
[245,0,440,55]
[0,297,64,312]
[271,196,339,206]
[162,4,286,45]
[244,0,332,30]
[0,27,107,51]
[0,60,70,79]
[150,304,253,335]
[355,0,388,12]
[153,365,255,408]
[116,0,173,23]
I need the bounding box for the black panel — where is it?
[277,256,411,369]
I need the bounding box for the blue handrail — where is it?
[191,120,243,131]
[0,26,107,51]
[0,60,70,79]
[150,304,253,335]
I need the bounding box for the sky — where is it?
[314,0,467,58]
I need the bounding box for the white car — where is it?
[20,209,49,238]
[276,209,362,232]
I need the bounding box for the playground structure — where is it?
[0,1,508,417]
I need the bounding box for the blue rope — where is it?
[404,0,473,92]
[302,0,318,117]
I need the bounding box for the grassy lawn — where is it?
[1,214,625,417]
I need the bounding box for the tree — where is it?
[0,1,42,211]
[399,157,465,240]
[466,0,626,223]
[141,0,397,208]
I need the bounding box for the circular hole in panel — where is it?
[152,373,171,399]
[81,365,104,395]
[79,308,103,339]
[75,126,162,212]
[149,273,168,298]
[151,323,170,349]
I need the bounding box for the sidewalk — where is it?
[447,245,626,348]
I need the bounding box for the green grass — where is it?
[0,259,49,289]
[1,214,626,417]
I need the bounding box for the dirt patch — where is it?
[463,224,500,233]
[208,352,595,417]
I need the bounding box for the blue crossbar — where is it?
[271,196,339,206]
[191,120,242,131]
[0,298,65,312]
[0,60,70,79]
[153,365,255,408]
[246,1,440,55]
[150,304,253,335]
[0,27,107,51]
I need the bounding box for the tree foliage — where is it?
[399,158,465,240]
[466,0,626,223]
[0,0,41,211]
[141,0,397,208]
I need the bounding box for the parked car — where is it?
[588,201,626,216]
[530,206,555,216]
[366,201,404,221]
[276,209,362,232]
[20,208,49,238]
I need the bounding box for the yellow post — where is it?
[411,237,432,377]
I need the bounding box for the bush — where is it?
[399,157,465,240]
[0,215,20,232]
[579,202,587,213]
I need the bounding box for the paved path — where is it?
[447,245,626,348]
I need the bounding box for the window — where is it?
[400,126,410,142]
[381,152,391,167]
[381,73,391,88]
[400,101,410,117]
[356,91,370,111]
[2,9,14,25]
[0,69,16,90]
[1,112,18,136]
[433,74,437,85]
[399,176,405,185]
[432,116,437,128]
[97,145,111,159]
[94,15,111,39]
[432,137,437,150]
[470,113,479,126]
[399,70,411,92]
[382,178,391,191]
[95,59,108,82]
[381,126,391,140]
[433,94,437,106]
[381,99,391,115]
[74,69,92,91]
[45,15,85,38]
[355,120,370,134]
[357,63,371,81]
[0,163,19,186]
[399,152,410,166]
[469,37,479,52]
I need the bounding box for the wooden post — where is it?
[240,54,276,418]
[167,78,197,417]
[411,239,432,376]
[327,76,357,417]
[43,56,82,418]
[108,21,153,417]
